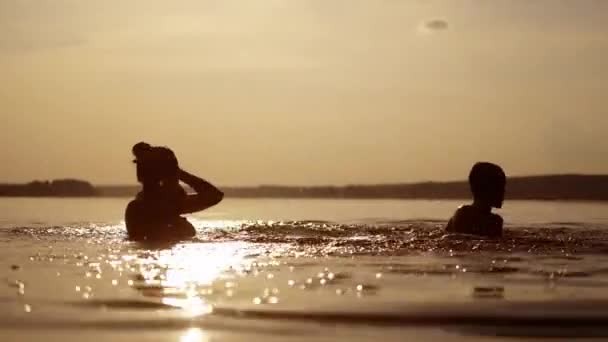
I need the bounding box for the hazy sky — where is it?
[1,0,607,185]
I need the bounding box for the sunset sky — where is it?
[1,0,607,185]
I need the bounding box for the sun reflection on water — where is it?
[132,241,254,316]
[180,328,208,342]
[159,242,249,286]
[188,218,249,231]
[162,296,212,316]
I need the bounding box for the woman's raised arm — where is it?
[178,169,224,214]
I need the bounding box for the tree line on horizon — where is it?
[0,179,97,197]
[2,174,608,200]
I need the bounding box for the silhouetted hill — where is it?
[4,175,608,200]
[216,175,608,200]
[95,185,140,197]
[0,179,97,197]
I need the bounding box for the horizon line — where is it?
[3,172,608,188]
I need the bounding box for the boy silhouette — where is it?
[446,162,506,237]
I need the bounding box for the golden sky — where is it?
[1,0,607,185]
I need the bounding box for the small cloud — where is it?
[418,19,449,34]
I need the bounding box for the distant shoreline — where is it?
[1,196,606,202]
[3,174,608,201]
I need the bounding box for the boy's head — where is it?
[469,162,506,208]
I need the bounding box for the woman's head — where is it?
[132,142,178,186]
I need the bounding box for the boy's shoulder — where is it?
[451,205,477,219]
[448,205,471,222]
[446,205,503,237]
[455,204,474,212]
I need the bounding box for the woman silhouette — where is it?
[125,142,224,240]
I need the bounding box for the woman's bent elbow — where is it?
[212,191,224,206]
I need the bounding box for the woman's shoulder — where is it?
[125,198,144,216]
[125,199,147,239]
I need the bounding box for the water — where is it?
[2,198,608,341]
[4,197,608,225]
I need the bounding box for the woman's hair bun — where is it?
[132,142,152,159]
